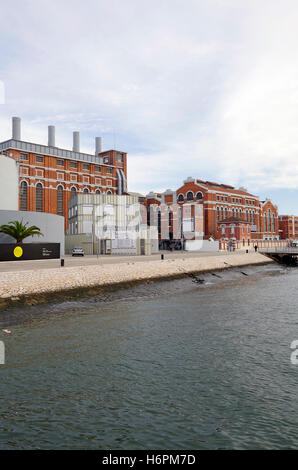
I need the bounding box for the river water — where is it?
[0,264,298,450]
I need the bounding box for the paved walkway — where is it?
[0,250,243,273]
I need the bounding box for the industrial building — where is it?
[0,117,128,230]
[279,215,298,240]
[146,177,280,247]
[0,155,64,255]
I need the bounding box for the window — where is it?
[20,153,28,161]
[158,211,161,235]
[231,224,235,234]
[186,191,193,201]
[95,165,101,172]
[71,187,77,198]
[106,167,112,174]
[221,225,225,234]
[70,161,77,169]
[117,152,123,162]
[20,181,28,211]
[221,207,224,220]
[57,159,64,166]
[83,188,89,194]
[83,163,90,171]
[168,209,172,227]
[196,192,203,200]
[95,189,101,195]
[106,190,112,195]
[36,183,43,212]
[57,185,63,216]
[178,194,184,202]
[217,207,220,220]
[36,155,43,163]
[103,156,110,164]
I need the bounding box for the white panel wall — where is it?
[0,156,18,210]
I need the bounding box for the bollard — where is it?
[161,254,164,260]
[61,258,65,267]
[246,250,248,254]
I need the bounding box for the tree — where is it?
[0,220,44,244]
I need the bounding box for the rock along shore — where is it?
[0,252,272,311]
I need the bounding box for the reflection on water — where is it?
[0,264,298,449]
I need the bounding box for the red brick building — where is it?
[279,215,298,240]
[0,117,127,230]
[147,177,280,241]
[218,217,252,250]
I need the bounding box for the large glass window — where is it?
[57,185,63,216]
[36,183,43,212]
[20,181,28,211]
[71,187,77,198]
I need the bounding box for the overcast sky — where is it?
[0,0,298,213]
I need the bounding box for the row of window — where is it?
[19,181,113,213]
[20,154,113,173]
[216,207,256,224]
[177,191,203,202]
[216,194,256,205]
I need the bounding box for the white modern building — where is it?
[66,193,158,255]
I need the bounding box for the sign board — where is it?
[0,243,60,262]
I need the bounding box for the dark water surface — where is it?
[1,264,298,449]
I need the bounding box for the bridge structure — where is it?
[259,247,298,266]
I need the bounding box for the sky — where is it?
[0,0,298,214]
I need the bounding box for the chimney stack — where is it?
[73,131,80,152]
[95,136,102,155]
[12,117,21,140]
[48,125,55,147]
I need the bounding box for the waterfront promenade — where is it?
[0,251,272,310]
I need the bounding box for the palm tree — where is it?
[0,220,44,244]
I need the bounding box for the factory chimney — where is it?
[73,131,80,152]
[95,136,102,155]
[48,125,55,147]
[12,117,21,140]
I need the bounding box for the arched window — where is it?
[158,210,161,235]
[57,185,63,216]
[95,189,101,195]
[36,183,43,212]
[70,187,77,198]
[177,194,184,202]
[168,208,172,227]
[20,181,28,211]
[186,191,193,201]
[83,188,89,194]
[221,207,224,220]
[196,191,203,200]
[216,207,220,220]
[107,190,112,195]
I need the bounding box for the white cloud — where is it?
[0,0,298,198]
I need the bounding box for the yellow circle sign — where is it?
[13,246,23,258]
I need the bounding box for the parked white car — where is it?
[72,247,85,256]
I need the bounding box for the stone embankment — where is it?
[0,252,272,310]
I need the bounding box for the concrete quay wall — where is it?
[0,253,272,311]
